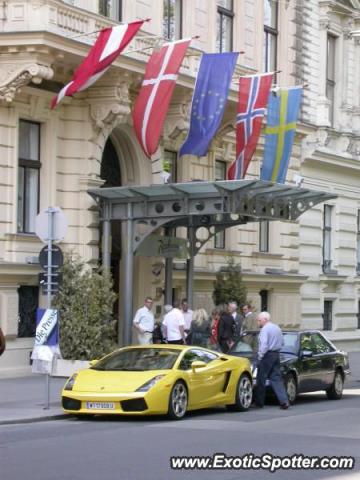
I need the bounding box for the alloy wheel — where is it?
[238,375,253,409]
[171,382,188,418]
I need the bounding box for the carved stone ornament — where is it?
[89,80,132,135]
[163,92,192,140]
[0,63,53,103]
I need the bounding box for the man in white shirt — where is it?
[163,300,186,344]
[133,297,155,345]
[181,298,193,334]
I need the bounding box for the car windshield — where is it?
[231,332,299,355]
[91,348,180,371]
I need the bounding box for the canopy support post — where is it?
[121,203,134,346]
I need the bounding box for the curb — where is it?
[0,414,68,426]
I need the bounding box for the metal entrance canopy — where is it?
[88,179,337,345]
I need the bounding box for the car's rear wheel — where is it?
[326,370,344,400]
[168,381,188,420]
[227,373,252,412]
[284,373,297,405]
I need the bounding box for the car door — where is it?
[179,349,226,407]
[297,333,322,392]
[311,332,336,388]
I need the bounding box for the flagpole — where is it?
[124,35,200,55]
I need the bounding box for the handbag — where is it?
[0,327,5,356]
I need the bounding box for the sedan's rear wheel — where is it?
[284,374,297,405]
[326,370,344,400]
[227,374,252,412]
[168,381,188,420]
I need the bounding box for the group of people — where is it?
[133,297,257,352]
[133,297,289,410]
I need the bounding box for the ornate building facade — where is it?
[0,0,359,377]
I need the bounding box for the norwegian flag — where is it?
[51,20,145,109]
[132,38,191,158]
[227,73,273,180]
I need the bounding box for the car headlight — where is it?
[136,375,165,392]
[64,374,78,391]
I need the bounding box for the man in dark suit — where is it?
[228,301,243,339]
[217,302,243,352]
[217,308,234,353]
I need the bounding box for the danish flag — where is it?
[51,20,145,109]
[227,73,273,180]
[132,38,191,158]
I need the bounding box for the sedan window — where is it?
[179,349,218,370]
[311,333,334,354]
[300,334,316,353]
[92,348,180,371]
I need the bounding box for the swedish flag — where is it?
[261,86,302,183]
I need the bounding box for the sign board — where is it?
[35,207,68,243]
[38,272,62,295]
[39,245,64,269]
[135,234,188,258]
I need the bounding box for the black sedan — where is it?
[229,330,351,404]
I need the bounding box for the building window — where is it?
[216,0,234,53]
[357,210,360,275]
[163,150,178,183]
[263,0,278,72]
[163,0,182,41]
[326,34,336,125]
[259,220,269,252]
[323,205,333,273]
[214,160,226,249]
[17,120,41,234]
[18,286,39,338]
[260,289,268,311]
[99,1,122,21]
[99,0,110,16]
[323,300,333,331]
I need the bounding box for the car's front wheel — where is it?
[284,373,297,405]
[227,373,252,412]
[168,381,188,420]
[326,370,344,400]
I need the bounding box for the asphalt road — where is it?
[1,351,360,480]
[1,387,360,480]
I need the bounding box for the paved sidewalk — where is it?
[0,375,68,425]
[1,351,360,426]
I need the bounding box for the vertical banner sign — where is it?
[35,309,59,346]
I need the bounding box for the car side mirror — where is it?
[89,359,99,367]
[191,360,207,372]
[301,350,313,358]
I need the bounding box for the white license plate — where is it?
[86,401,115,410]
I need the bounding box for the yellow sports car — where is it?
[62,345,253,419]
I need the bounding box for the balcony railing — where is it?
[0,0,254,89]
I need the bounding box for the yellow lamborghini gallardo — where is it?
[62,345,253,419]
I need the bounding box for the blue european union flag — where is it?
[261,86,302,183]
[179,52,238,157]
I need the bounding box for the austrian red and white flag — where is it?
[132,38,191,158]
[51,20,145,109]
[227,72,273,180]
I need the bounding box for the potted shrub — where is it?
[52,254,117,376]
